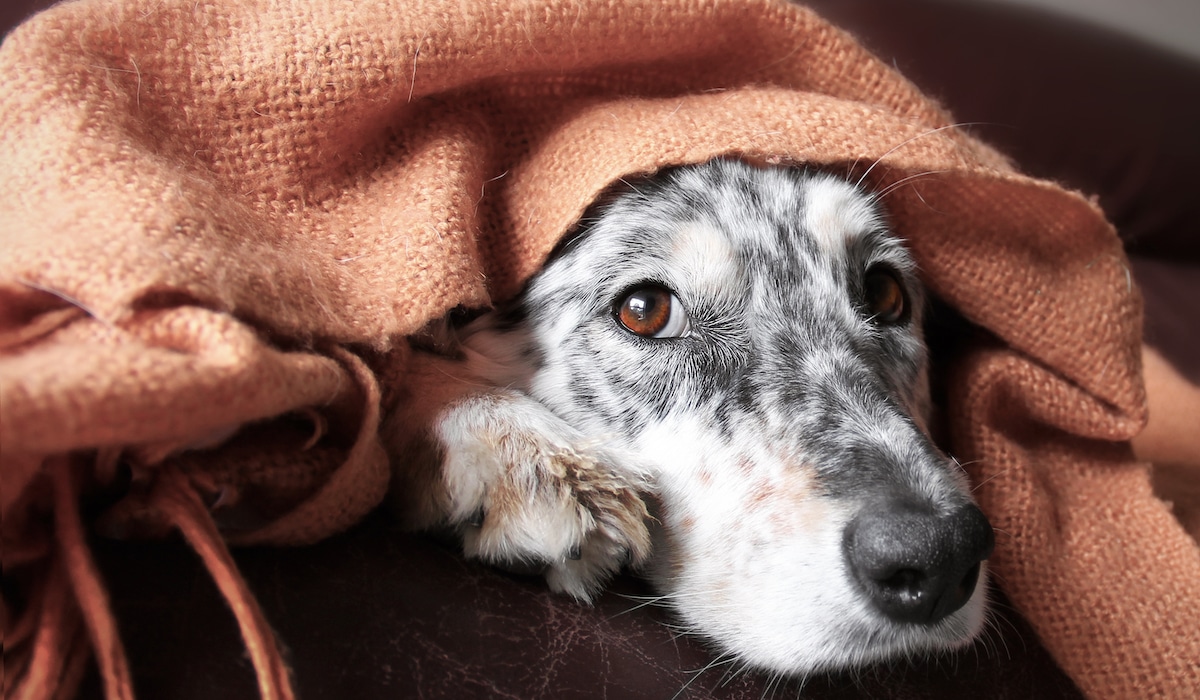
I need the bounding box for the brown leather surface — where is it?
[0,0,1189,697]
[80,512,1084,699]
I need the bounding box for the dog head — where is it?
[462,158,993,674]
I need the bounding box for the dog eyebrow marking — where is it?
[398,158,994,678]
[803,176,883,255]
[670,221,744,298]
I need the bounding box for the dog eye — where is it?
[615,285,690,338]
[864,267,908,325]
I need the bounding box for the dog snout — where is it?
[843,500,995,625]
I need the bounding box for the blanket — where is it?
[2,0,1198,698]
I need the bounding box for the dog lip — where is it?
[447,160,980,672]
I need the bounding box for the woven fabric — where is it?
[1,0,1197,698]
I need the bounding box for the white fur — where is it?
[393,159,991,677]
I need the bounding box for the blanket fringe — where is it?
[1,461,298,700]
[7,558,85,700]
[150,468,296,700]
[3,458,298,700]
[50,458,134,700]
[2,339,388,700]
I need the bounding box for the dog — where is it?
[385,158,995,675]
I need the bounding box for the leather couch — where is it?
[4,0,1195,697]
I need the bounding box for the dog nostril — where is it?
[882,568,926,602]
[957,561,982,601]
[844,502,993,625]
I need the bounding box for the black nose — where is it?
[843,500,995,625]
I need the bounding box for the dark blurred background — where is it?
[4,1,1198,698]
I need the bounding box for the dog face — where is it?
[449,159,993,674]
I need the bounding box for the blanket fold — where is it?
[2,1,1198,698]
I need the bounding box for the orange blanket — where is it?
[2,0,1197,698]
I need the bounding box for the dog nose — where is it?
[843,500,995,625]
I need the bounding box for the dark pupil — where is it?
[866,271,901,319]
[868,275,887,305]
[627,292,657,321]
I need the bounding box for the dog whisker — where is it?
[854,122,982,190]
[395,158,997,683]
[875,169,951,200]
[672,651,739,699]
[617,177,646,196]
[969,465,1014,492]
[854,123,964,188]
[989,526,1014,541]
[608,593,678,617]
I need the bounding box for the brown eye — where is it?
[616,285,690,338]
[864,267,908,324]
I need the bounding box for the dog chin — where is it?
[679,577,988,676]
[645,514,989,677]
[807,580,990,672]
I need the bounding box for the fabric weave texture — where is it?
[2,1,1197,698]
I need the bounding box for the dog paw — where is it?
[435,391,651,601]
